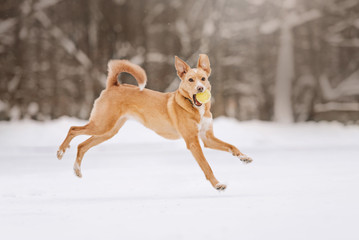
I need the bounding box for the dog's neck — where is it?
[174,90,207,120]
[176,89,205,110]
[175,90,194,111]
[184,96,194,106]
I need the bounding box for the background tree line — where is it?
[0,0,359,123]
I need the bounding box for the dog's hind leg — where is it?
[73,118,127,177]
[57,125,86,159]
[57,117,119,160]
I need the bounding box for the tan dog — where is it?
[57,54,252,191]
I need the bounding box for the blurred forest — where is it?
[1,0,359,123]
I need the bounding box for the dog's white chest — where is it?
[197,106,212,138]
[197,106,205,117]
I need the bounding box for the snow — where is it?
[0,117,358,240]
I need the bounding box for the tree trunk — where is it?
[274,11,295,123]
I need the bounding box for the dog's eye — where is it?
[188,78,194,82]
[201,77,206,81]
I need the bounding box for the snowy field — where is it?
[0,117,358,240]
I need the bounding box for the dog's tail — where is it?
[106,60,147,90]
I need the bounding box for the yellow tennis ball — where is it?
[196,89,211,104]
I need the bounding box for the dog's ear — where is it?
[175,56,190,79]
[197,54,211,76]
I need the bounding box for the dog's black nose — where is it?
[197,86,204,92]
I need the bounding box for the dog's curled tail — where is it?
[106,60,147,90]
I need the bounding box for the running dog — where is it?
[57,54,252,191]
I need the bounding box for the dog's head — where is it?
[175,54,212,107]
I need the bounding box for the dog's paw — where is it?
[73,163,82,178]
[57,145,70,160]
[215,183,227,191]
[239,154,253,164]
[57,149,64,160]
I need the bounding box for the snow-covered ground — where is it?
[0,117,358,240]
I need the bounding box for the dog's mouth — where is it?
[192,94,202,107]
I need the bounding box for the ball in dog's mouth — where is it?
[193,94,202,107]
[194,90,211,106]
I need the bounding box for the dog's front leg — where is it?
[183,135,226,191]
[200,123,253,164]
